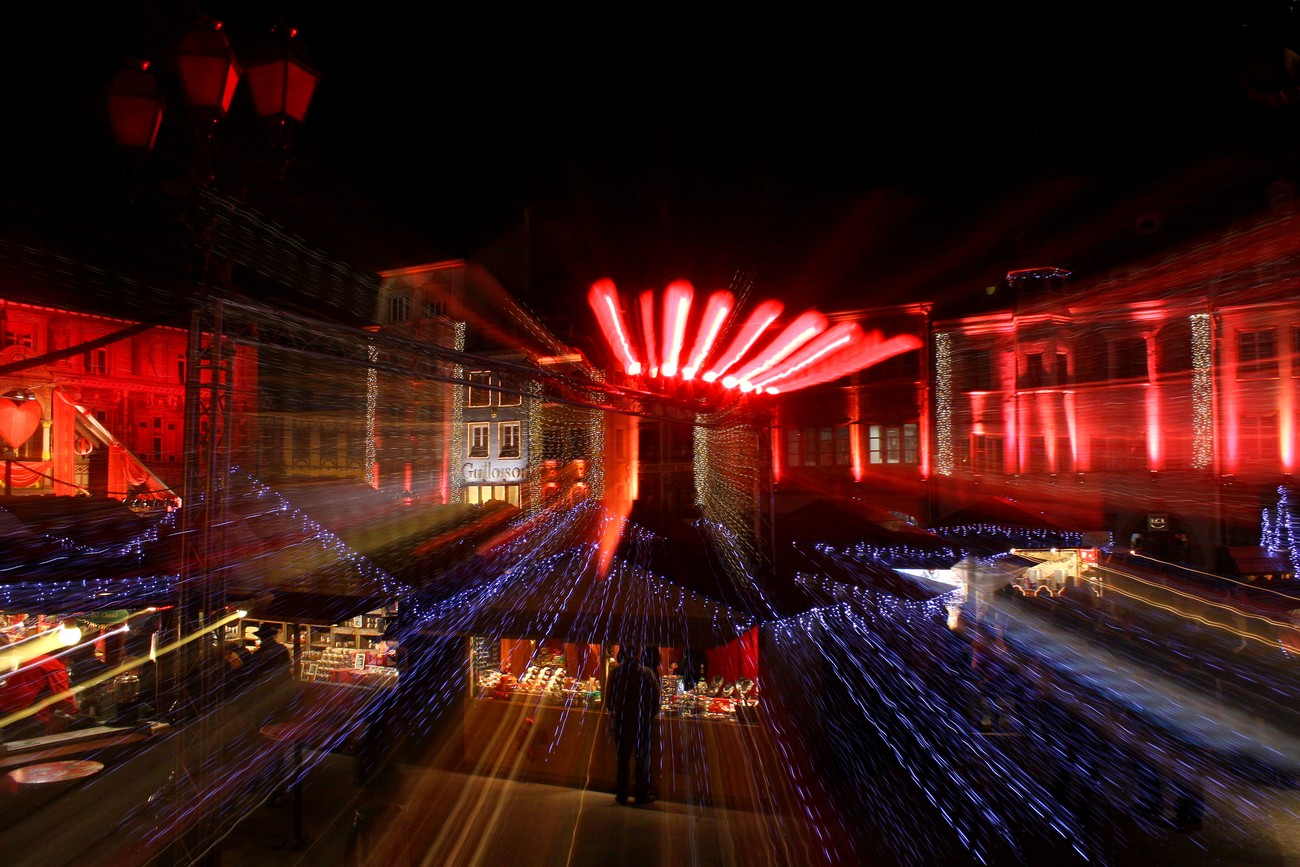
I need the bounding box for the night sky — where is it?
[10,2,1300,319]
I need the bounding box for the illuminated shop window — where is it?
[465,484,521,507]
[468,422,489,458]
[498,421,521,459]
[1238,328,1277,378]
[869,424,919,465]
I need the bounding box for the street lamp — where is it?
[106,61,165,155]
[175,21,241,121]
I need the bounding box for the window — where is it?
[1090,434,1147,470]
[177,353,186,384]
[835,427,850,466]
[902,423,918,464]
[1239,414,1278,463]
[785,425,854,467]
[1239,328,1278,378]
[803,428,817,466]
[388,294,411,322]
[468,423,489,458]
[465,484,521,508]
[498,421,521,459]
[423,298,447,318]
[319,428,339,467]
[868,424,919,465]
[2,325,33,348]
[467,371,492,407]
[466,370,521,407]
[1023,352,1044,389]
[1112,337,1149,381]
[818,428,834,466]
[85,347,108,375]
[1028,436,1048,473]
[292,427,311,466]
[963,348,993,391]
[497,374,522,407]
[971,435,1003,473]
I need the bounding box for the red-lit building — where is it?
[0,298,259,509]
[771,196,1300,567]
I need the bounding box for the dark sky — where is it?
[10,3,1300,318]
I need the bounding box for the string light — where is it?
[1191,313,1213,469]
[935,332,953,476]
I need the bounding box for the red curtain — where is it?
[704,627,759,683]
[4,461,50,488]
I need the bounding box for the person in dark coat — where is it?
[605,645,660,806]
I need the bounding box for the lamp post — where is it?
[101,18,323,854]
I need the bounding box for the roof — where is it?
[932,496,1068,531]
[1223,546,1293,576]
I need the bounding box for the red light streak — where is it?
[751,321,862,391]
[765,334,921,394]
[588,280,642,376]
[638,290,659,377]
[731,311,828,385]
[587,281,920,400]
[682,290,734,380]
[703,300,784,382]
[659,280,693,377]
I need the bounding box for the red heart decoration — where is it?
[0,398,41,450]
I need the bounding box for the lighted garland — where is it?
[451,321,467,496]
[365,343,378,487]
[526,378,546,512]
[1191,313,1213,469]
[935,332,953,476]
[587,377,605,498]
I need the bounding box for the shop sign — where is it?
[463,460,525,482]
[1147,513,1169,532]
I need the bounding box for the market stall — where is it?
[461,626,768,808]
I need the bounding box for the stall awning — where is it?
[1223,546,1293,577]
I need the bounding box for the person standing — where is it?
[243,623,296,730]
[246,623,292,686]
[605,645,660,806]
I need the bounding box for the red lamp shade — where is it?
[0,397,41,450]
[107,66,165,152]
[246,55,320,122]
[177,25,242,116]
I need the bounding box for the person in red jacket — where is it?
[0,653,79,738]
